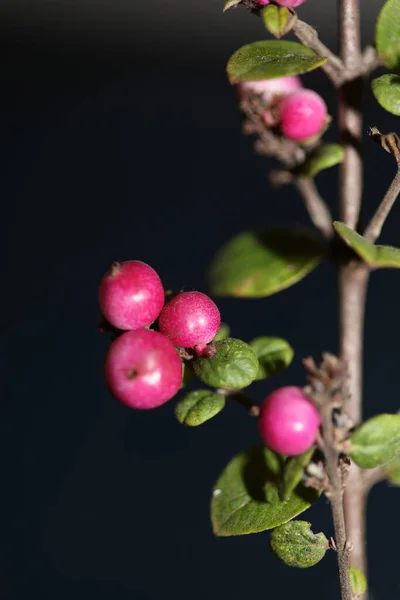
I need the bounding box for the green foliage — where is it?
[349,567,368,597]
[280,447,315,502]
[211,446,320,536]
[212,323,231,342]
[376,0,400,72]
[175,390,225,426]
[372,74,400,115]
[227,41,327,84]
[348,414,400,468]
[193,338,259,389]
[299,144,345,177]
[249,336,294,380]
[333,222,400,268]
[208,229,324,298]
[384,453,400,485]
[261,5,297,39]
[270,521,328,568]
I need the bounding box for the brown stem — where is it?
[293,20,343,85]
[295,176,334,238]
[363,169,400,242]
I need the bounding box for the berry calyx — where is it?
[105,329,182,409]
[99,260,164,331]
[258,386,320,456]
[158,291,221,348]
[279,89,328,141]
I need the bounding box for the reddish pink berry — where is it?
[258,386,320,456]
[105,329,182,409]
[279,89,327,141]
[99,260,164,331]
[255,0,270,5]
[237,76,302,104]
[275,0,307,6]
[158,291,221,348]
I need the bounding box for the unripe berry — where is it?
[237,76,302,104]
[105,329,182,409]
[99,260,164,331]
[274,0,307,7]
[279,89,328,141]
[258,386,320,456]
[158,291,221,348]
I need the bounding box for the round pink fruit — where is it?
[158,291,221,348]
[237,76,302,104]
[274,0,307,7]
[99,260,164,331]
[279,89,327,141]
[258,386,320,456]
[105,329,183,409]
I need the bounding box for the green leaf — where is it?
[193,338,259,389]
[333,222,400,268]
[208,229,324,298]
[372,74,400,115]
[211,446,320,536]
[349,567,368,597]
[348,414,400,469]
[280,447,315,502]
[213,323,231,342]
[270,521,328,568]
[227,41,327,84]
[384,453,400,485]
[261,5,297,39]
[175,390,225,426]
[249,336,294,380]
[299,144,345,177]
[223,0,241,12]
[376,0,400,72]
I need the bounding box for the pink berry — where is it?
[274,0,307,6]
[158,291,221,348]
[258,386,320,456]
[105,329,182,409]
[99,260,164,331]
[237,76,302,104]
[255,0,270,5]
[279,89,327,141]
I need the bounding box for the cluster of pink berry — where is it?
[99,260,221,409]
[99,260,321,457]
[238,75,328,142]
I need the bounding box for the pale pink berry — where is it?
[237,76,302,104]
[258,386,320,456]
[275,0,307,6]
[105,329,182,409]
[158,291,221,348]
[99,260,164,331]
[279,89,327,141]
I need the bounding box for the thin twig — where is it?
[363,169,400,243]
[296,176,334,238]
[363,466,386,492]
[293,20,343,86]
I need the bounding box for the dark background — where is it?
[3,0,400,598]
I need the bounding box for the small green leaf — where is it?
[376,0,400,72]
[261,5,297,39]
[333,221,400,268]
[280,447,315,502]
[208,229,324,298]
[349,567,368,597]
[213,323,231,342]
[223,0,241,12]
[175,390,225,426]
[249,336,294,380]
[211,446,320,536]
[384,453,400,485]
[270,521,328,568]
[193,338,259,389]
[227,41,327,83]
[372,74,400,115]
[348,414,400,469]
[299,144,345,177]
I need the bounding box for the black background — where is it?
[3,0,400,598]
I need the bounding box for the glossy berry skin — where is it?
[275,0,307,7]
[279,89,327,141]
[158,291,221,348]
[105,329,182,409]
[237,76,302,104]
[99,260,164,331]
[258,386,320,456]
